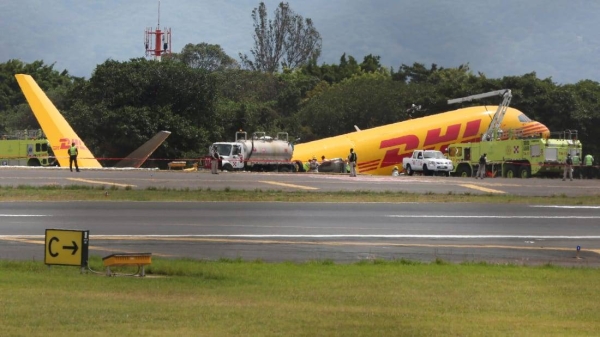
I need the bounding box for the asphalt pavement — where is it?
[1,167,599,265]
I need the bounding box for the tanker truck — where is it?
[206,131,300,172]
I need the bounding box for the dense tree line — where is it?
[1,1,599,168]
[2,56,599,168]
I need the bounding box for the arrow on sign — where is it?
[62,241,79,255]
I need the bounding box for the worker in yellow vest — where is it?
[584,153,594,179]
[572,153,581,179]
[68,142,80,172]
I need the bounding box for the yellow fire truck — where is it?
[0,129,57,167]
[446,90,582,178]
[448,130,582,178]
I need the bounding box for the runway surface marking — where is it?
[3,234,600,239]
[460,184,505,194]
[0,214,48,217]
[259,180,319,190]
[0,237,172,256]
[1,236,597,255]
[530,205,600,209]
[386,215,600,219]
[67,178,136,188]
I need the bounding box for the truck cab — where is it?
[212,142,245,171]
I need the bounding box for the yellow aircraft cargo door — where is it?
[15,74,102,168]
[292,106,549,176]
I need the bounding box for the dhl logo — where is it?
[57,138,88,151]
[357,119,549,173]
[358,119,482,173]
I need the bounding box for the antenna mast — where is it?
[144,0,171,61]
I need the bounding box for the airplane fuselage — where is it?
[292,106,550,175]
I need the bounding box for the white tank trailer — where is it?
[211,132,299,172]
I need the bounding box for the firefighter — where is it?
[68,142,80,172]
[211,145,219,174]
[572,153,581,179]
[584,153,594,179]
[563,153,573,181]
[476,153,486,179]
[348,148,357,177]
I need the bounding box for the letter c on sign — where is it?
[49,237,59,257]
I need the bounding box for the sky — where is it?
[2,0,600,84]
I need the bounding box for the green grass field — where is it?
[2,185,600,336]
[1,258,599,336]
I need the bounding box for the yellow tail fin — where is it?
[15,74,102,168]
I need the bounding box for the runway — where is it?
[1,167,600,265]
[1,166,599,197]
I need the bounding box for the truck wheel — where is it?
[518,166,531,178]
[455,165,471,178]
[422,165,430,176]
[505,165,516,178]
[27,159,41,166]
[223,163,233,172]
[406,165,414,176]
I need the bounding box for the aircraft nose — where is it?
[523,122,550,138]
[540,124,550,138]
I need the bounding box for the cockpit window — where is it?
[518,114,532,123]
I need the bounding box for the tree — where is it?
[301,53,361,84]
[0,59,73,133]
[239,2,322,73]
[174,43,239,72]
[299,73,407,140]
[360,54,383,73]
[211,68,316,139]
[63,58,219,166]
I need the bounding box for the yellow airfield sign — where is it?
[44,229,89,267]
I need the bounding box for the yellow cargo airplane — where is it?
[292,105,550,175]
[15,74,170,168]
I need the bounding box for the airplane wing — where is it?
[114,131,171,168]
[15,74,102,168]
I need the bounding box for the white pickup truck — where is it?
[402,150,454,176]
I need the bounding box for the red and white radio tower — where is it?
[144,1,171,61]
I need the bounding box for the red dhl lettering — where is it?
[423,124,461,147]
[463,120,481,138]
[59,138,70,150]
[379,135,419,168]
[59,138,88,151]
[378,118,482,169]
